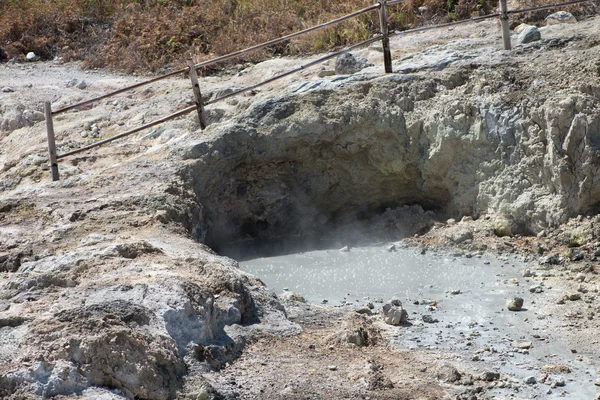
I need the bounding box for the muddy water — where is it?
[241,244,598,399]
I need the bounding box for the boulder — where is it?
[335,53,373,75]
[381,299,408,325]
[507,297,524,311]
[518,26,541,44]
[546,11,577,25]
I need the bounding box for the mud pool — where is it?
[241,244,599,399]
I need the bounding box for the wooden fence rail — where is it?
[51,3,383,117]
[45,0,595,180]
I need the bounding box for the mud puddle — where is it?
[241,244,598,399]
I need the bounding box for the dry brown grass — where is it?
[0,0,594,73]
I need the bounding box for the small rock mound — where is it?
[332,313,382,347]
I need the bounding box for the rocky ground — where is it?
[2,10,600,400]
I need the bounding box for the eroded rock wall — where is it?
[184,40,600,245]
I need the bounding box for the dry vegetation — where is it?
[0,0,594,73]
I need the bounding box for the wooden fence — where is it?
[44,0,593,181]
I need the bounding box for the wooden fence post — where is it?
[499,0,512,50]
[44,102,60,181]
[378,0,393,73]
[187,60,207,130]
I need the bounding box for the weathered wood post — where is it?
[187,60,207,130]
[378,0,393,73]
[44,101,60,181]
[499,0,512,50]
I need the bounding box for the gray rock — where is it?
[567,247,584,261]
[507,297,524,311]
[554,376,566,387]
[1,87,15,93]
[524,376,537,384]
[518,26,541,44]
[355,306,372,315]
[446,228,473,244]
[76,80,88,90]
[422,315,438,323]
[539,255,561,265]
[529,285,543,293]
[381,299,408,325]
[564,292,581,301]
[26,52,37,61]
[22,110,45,123]
[546,11,576,25]
[386,244,397,252]
[339,246,350,252]
[334,53,373,75]
[435,364,461,383]
[479,371,500,381]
